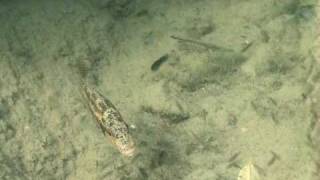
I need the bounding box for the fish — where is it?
[83,85,136,157]
[151,54,169,71]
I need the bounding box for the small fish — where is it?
[151,54,169,71]
[83,85,136,157]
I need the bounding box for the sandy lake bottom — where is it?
[0,0,320,179]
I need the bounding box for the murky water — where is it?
[0,0,319,179]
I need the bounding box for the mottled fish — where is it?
[83,85,135,157]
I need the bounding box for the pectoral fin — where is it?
[97,121,108,136]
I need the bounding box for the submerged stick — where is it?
[267,151,280,166]
[170,35,232,51]
[228,152,241,162]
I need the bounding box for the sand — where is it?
[0,0,319,179]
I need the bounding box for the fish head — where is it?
[112,133,136,157]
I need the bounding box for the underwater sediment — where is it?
[0,0,319,179]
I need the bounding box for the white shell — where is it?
[238,161,261,180]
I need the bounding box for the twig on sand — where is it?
[170,35,232,51]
